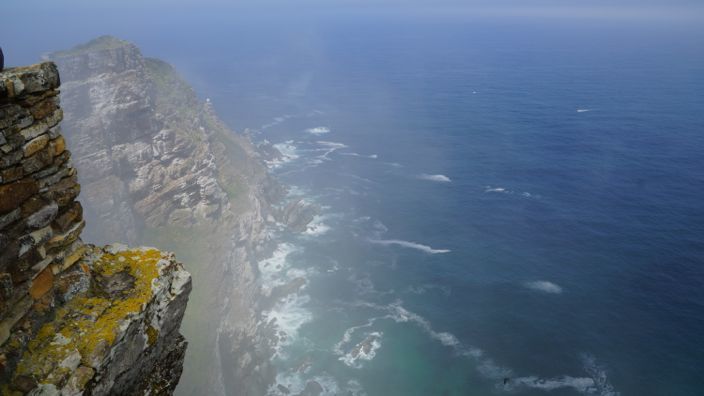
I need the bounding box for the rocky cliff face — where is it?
[0,62,191,394]
[48,37,284,395]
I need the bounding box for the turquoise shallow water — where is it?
[7,8,704,396]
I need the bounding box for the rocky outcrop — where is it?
[48,37,285,395]
[0,62,191,394]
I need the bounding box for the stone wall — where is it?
[0,62,82,328]
[0,63,192,395]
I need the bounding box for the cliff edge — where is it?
[0,63,191,394]
[48,36,285,395]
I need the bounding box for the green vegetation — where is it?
[50,35,130,58]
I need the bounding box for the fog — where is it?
[2,1,703,395]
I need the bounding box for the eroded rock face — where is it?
[49,36,234,246]
[48,36,287,396]
[0,62,191,395]
[5,245,191,395]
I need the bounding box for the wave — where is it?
[338,332,383,369]
[485,185,540,199]
[262,114,294,130]
[407,284,452,296]
[369,239,451,254]
[306,126,331,135]
[485,186,508,193]
[267,141,299,169]
[304,215,332,237]
[355,300,619,395]
[418,173,452,183]
[316,140,347,149]
[340,152,379,159]
[263,293,313,358]
[258,243,300,290]
[270,372,349,396]
[525,280,563,294]
[577,108,592,113]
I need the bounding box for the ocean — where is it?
[160,12,704,396]
[9,8,704,396]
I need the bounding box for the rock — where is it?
[28,266,54,299]
[13,374,38,393]
[26,201,58,229]
[48,135,65,156]
[0,180,38,214]
[23,134,50,157]
[0,62,192,395]
[62,366,94,396]
[279,199,319,232]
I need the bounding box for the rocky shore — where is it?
[45,36,317,395]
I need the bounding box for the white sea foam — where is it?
[418,173,452,183]
[262,114,294,130]
[309,141,348,163]
[577,108,592,113]
[582,354,621,396]
[407,284,452,296]
[316,141,347,149]
[264,293,313,357]
[485,186,508,193]
[369,239,451,254]
[304,215,331,237]
[485,185,540,199]
[271,372,343,396]
[507,375,596,393]
[286,185,307,198]
[268,141,299,168]
[333,319,377,355]
[340,152,379,159]
[354,300,619,396]
[339,332,383,368]
[258,243,300,288]
[306,126,331,135]
[525,280,563,294]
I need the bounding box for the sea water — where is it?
[166,12,704,396]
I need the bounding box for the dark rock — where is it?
[0,180,38,214]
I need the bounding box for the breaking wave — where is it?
[304,215,332,237]
[525,280,563,294]
[338,332,383,369]
[341,152,379,159]
[418,173,452,183]
[306,126,331,135]
[353,300,618,395]
[369,239,451,254]
[267,141,299,168]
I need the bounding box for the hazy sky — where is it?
[2,0,702,67]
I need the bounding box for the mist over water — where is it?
[4,5,704,396]
[161,13,702,395]
[95,13,702,396]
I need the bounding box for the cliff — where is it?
[48,37,284,395]
[0,63,191,394]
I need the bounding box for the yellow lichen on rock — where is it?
[12,248,163,388]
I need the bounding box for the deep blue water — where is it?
[168,14,704,396]
[6,8,704,396]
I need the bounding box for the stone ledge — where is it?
[0,245,191,395]
[0,63,60,101]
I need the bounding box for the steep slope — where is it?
[49,36,284,395]
[0,62,191,394]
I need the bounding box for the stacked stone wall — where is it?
[0,62,191,395]
[0,63,85,343]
